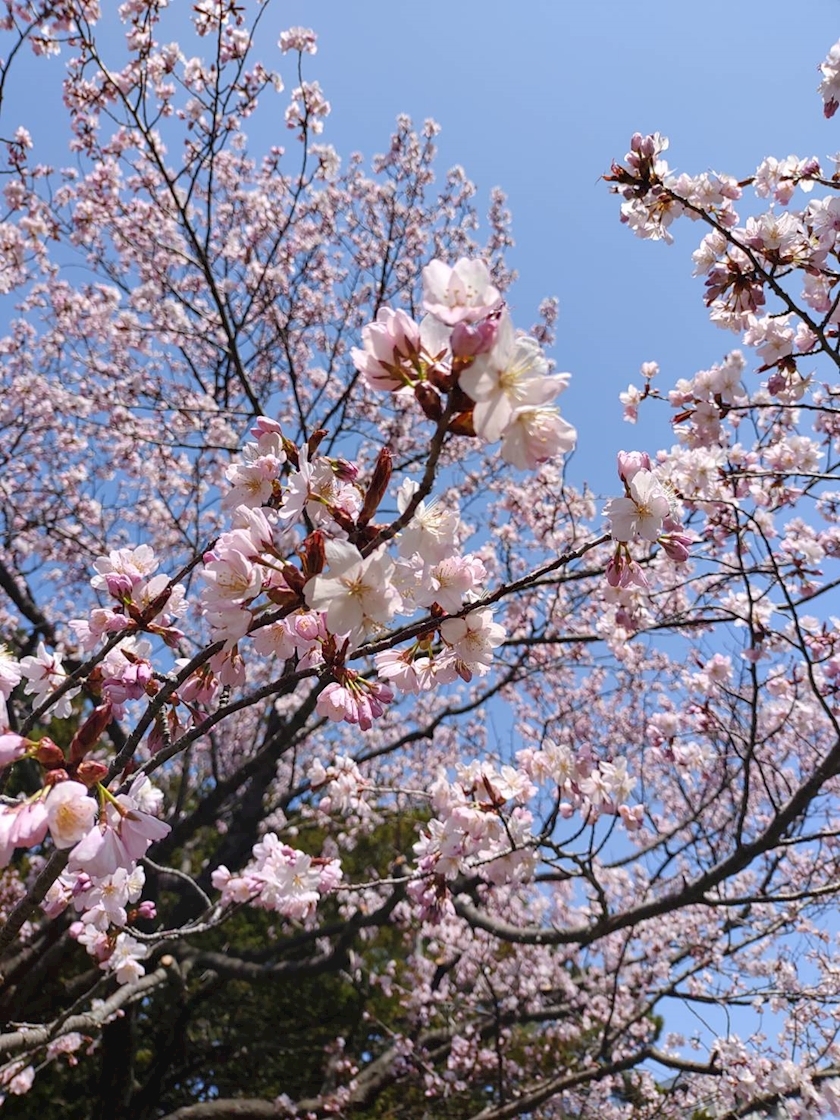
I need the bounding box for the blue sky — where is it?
[269,0,840,494]
[8,0,840,494]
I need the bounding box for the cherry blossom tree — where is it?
[2,3,840,1118]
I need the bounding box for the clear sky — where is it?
[266,0,840,494]
[7,0,840,496]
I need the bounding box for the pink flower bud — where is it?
[614,606,635,629]
[33,736,64,767]
[331,458,358,483]
[355,694,373,730]
[75,760,109,786]
[605,557,623,587]
[9,799,49,848]
[450,318,498,359]
[766,370,787,395]
[105,572,134,600]
[660,534,691,563]
[619,804,645,830]
[616,450,651,484]
[294,613,323,642]
[250,417,283,440]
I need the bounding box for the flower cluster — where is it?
[352,257,577,471]
[70,544,187,652]
[212,833,342,921]
[410,762,538,920]
[2,778,173,986]
[518,740,643,829]
[602,451,691,587]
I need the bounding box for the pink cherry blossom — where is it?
[439,608,505,676]
[0,733,26,768]
[499,404,577,469]
[604,469,672,541]
[304,540,400,640]
[458,311,561,442]
[351,307,422,391]
[421,257,501,326]
[46,782,98,849]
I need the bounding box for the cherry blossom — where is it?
[18,643,79,719]
[46,782,98,849]
[604,468,672,541]
[304,540,400,641]
[351,307,423,391]
[439,607,505,677]
[458,310,564,442]
[421,257,501,325]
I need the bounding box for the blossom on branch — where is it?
[604,469,672,542]
[421,257,501,325]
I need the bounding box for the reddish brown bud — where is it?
[426,364,456,393]
[358,448,392,527]
[281,437,300,468]
[353,523,381,549]
[300,530,326,580]
[281,564,307,595]
[307,428,328,456]
[34,737,66,768]
[69,701,113,765]
[414,382,443,421]
[327,506,357,535]
[448,411,477,437]
[449,385,474,412]
[75,759,109,787]
[142,581,173,622]
[266,589,303,610]
[331,458,358,483]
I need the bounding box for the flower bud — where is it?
[43,768,70,786]
[0,732,27,768]
[250,416,283,441]
[448,411,477,437]
[331,458,358,483]
[766,370,787,396]
[295,613,323,642]
[33,736,65,768]
[105,572,134,600]
[358,448,392,527]
[425,363,456,393]
[75,759,109,787]
[307,428,328,456]
[605,556,623,587]
[69,701,113,765]
[616,450,651,484]
[660,533,691,563]
[281,564,306,595]
[300,531,325,580]
[450,318,498,359]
